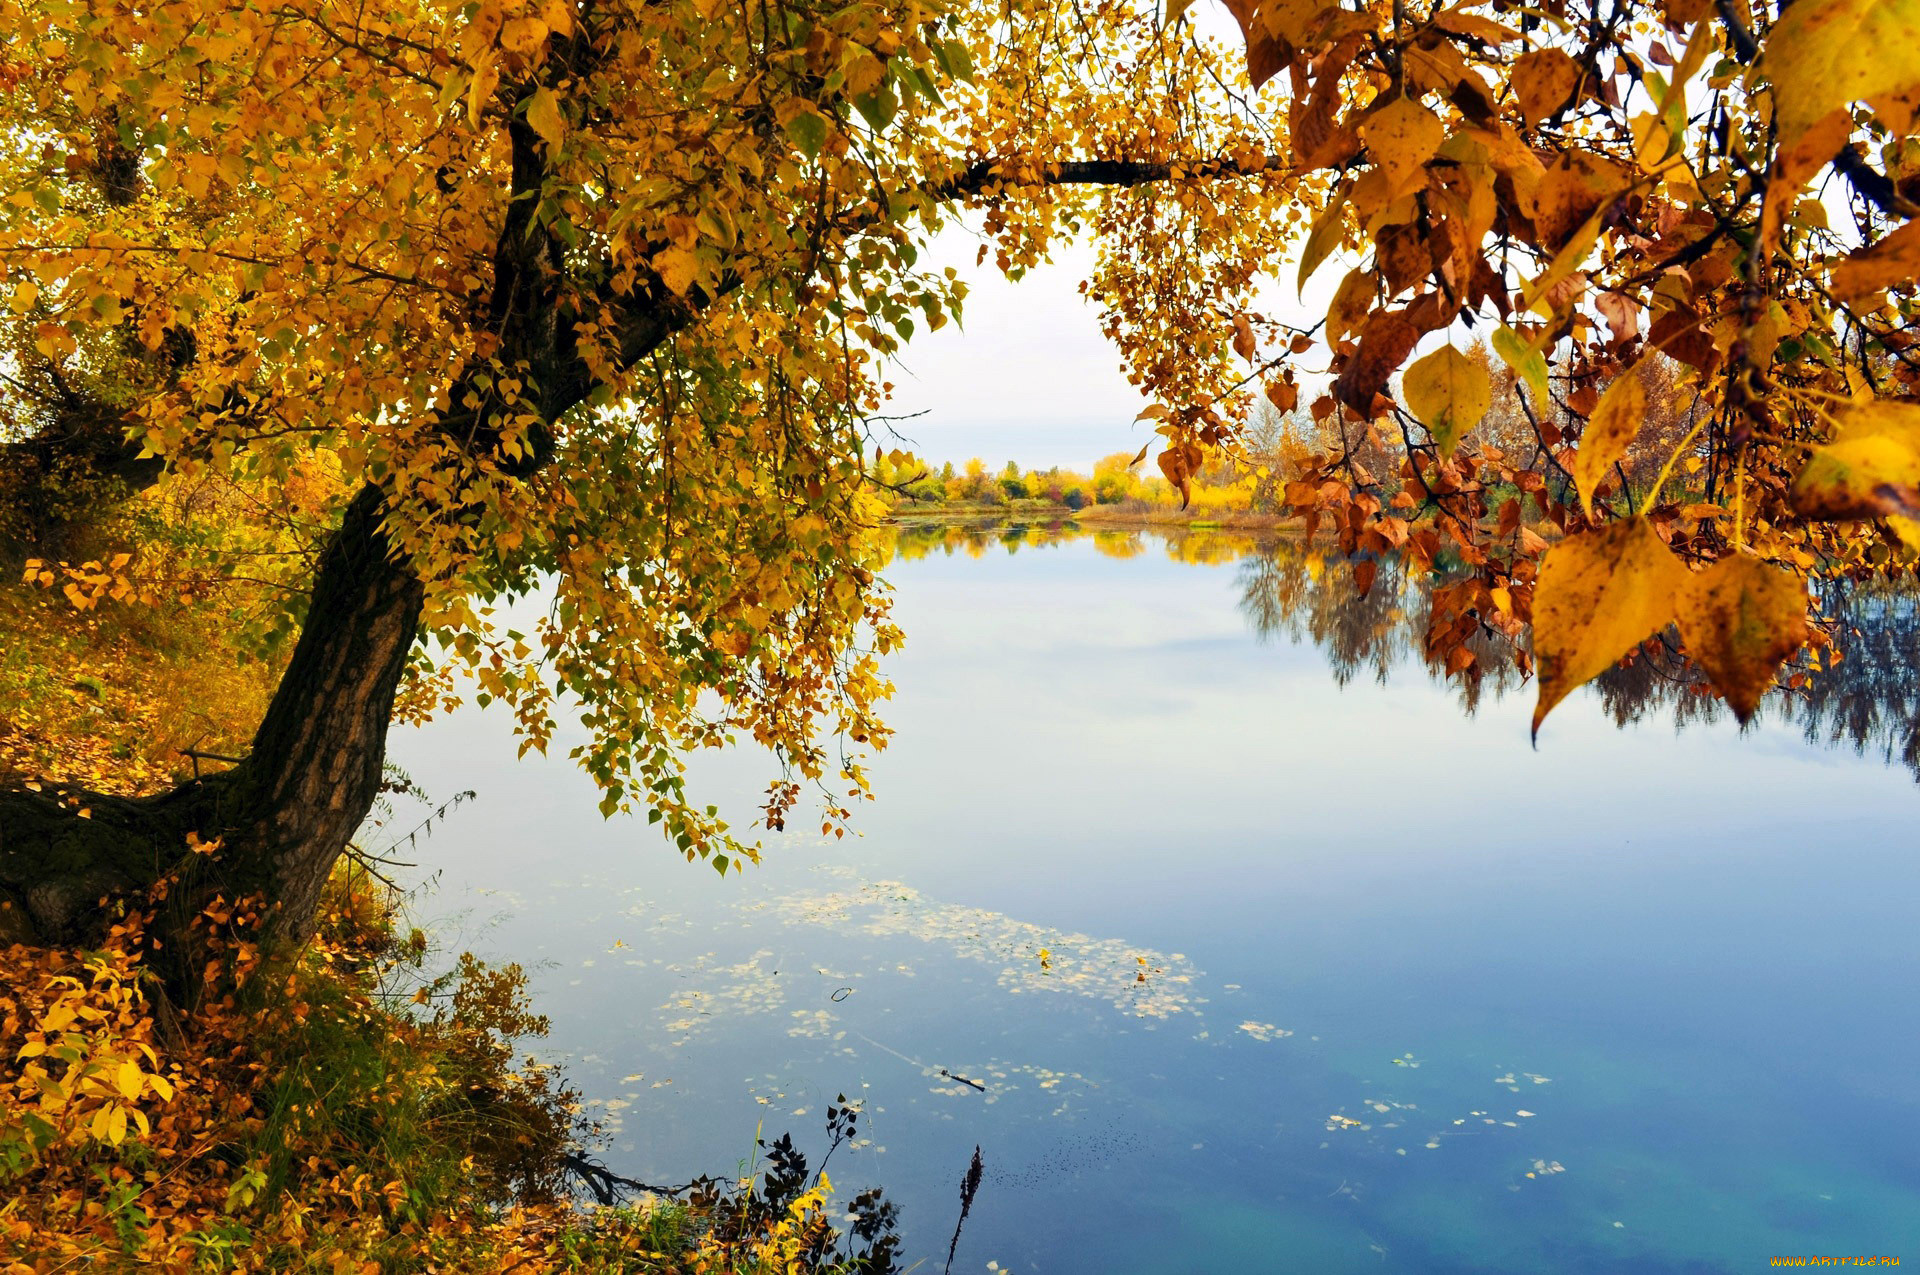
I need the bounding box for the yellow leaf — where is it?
[1297,183,1350,294]
[115,1059,143,1101]
[1531,518,1685,735]
[1830,217,1920,302]
[654,246,699,296]
[1572,366,1647,517]
[1512,48,1583,126]
[1520,207,1603,315]
[467,53,500,129]
[1361,97,1445,197]
[1761,0,1920,148]
[525,87,565,152]
[1401,345,1491,457]
[499,16,548,54]
[1791,398,1920,520]
[1674,555,1810,723]
[9,280,36,313]
[1630,112,1685,176]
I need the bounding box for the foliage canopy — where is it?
[2,0,1919,934]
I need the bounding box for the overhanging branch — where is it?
[928,153,1297,202]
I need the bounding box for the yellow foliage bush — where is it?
[0,868,876,1274]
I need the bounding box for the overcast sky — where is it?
[877,210,1344,473]
[877,234,1157,472]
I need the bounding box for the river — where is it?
[388,521,1920,1274]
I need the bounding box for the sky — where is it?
[875,209,1345,473]
[876,234,1158,472]
[871,6,1333,474]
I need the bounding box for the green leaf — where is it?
[1400,345,1491,458]
[940,38,976,83]
[854,84,899,132]
[785,108,829,159]
[1492,323,1550,404]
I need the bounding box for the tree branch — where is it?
[929,153,1295,202]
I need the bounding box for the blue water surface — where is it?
[389,525,1919,1274]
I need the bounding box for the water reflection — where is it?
[881,519,1920,780]
[397,517,1920,1274]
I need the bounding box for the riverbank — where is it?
[0,862,888,1273]
[887,500,1301,532]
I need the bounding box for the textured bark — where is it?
[218,482,426,943]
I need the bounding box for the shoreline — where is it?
[886,502,1302,532]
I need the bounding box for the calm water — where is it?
[389,523,1920,1273]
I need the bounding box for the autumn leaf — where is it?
[1531,519,1685,735]
[1830,218,1920,302]
[1572,366,1646,517]
[1221,0,1289,88]
[524,87,565,151]
[1232,313,1257,360]
[653,245,699,297]
[1401,345,1491,457]
[1326,268,1376,344]
[1361,96,1445,196]
[1298,184,1350,294]
[1674,555,1810,723]
[1491,323,1550,403]
[1761,0,1920,148]
[1524,152,1631,252]
[466,52,500,128]
[1791,399,1920,520]
[1512,48,1582,126]
[1335,309,1421,413]
[1265,375,1299,412]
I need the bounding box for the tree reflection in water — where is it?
[880,519,1920,781]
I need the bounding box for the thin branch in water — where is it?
[943,1145,985,1275]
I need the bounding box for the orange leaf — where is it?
[1674,555,1810,723]
[1830,217,1920,303]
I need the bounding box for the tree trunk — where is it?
[0,483,423,952]
[217,483,426,943]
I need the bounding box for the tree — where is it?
[0,0,1296,953]
[5,0,1920,961]
[1203,0,1920,729]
